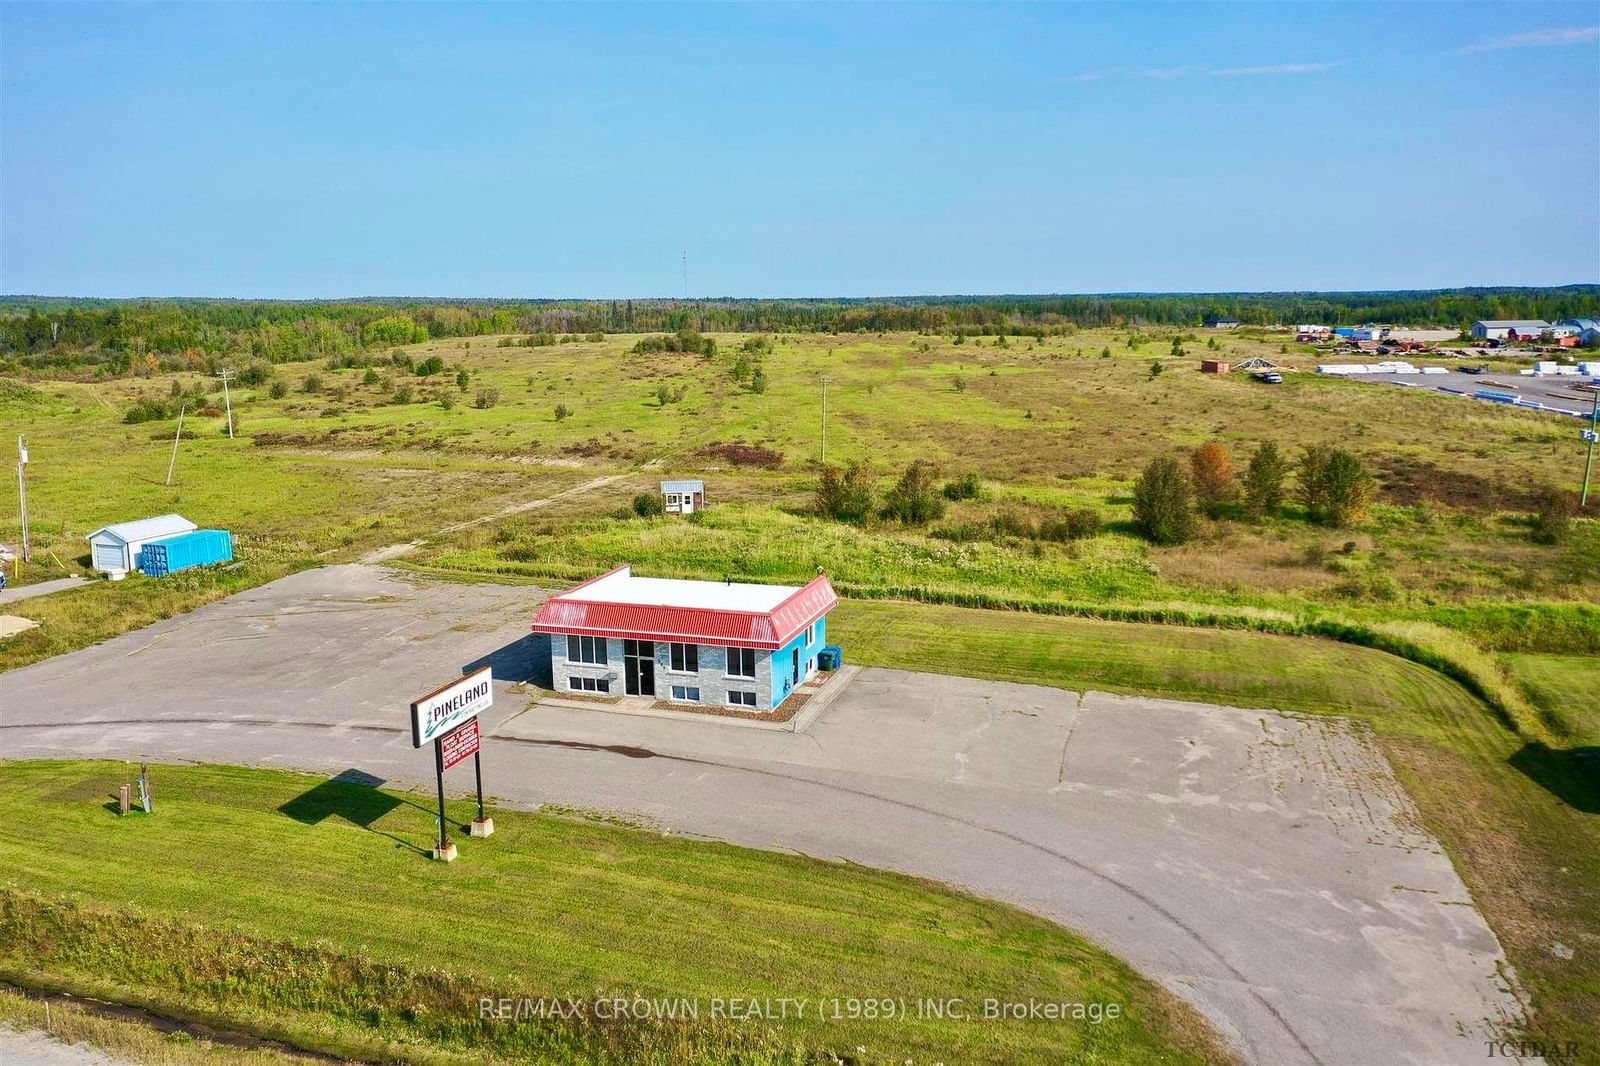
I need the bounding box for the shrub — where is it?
[268,381,289,399]
[655,383,687,406]
[881,460,946,525]
[1132,455,1195,544]
[362,368,380,385]
[631,329,716,356]
[473,388,500,409]
[632,492,665,518]
[943,472,982,501]
[1148,361,1165,380]
[750,368,767,394]
[554,403,571,422]
[457,369,471,391]
[1189,441,1235,518]
[438,393,455,411]
[815,462,874,523]
[1244,441,1287,517]
[1040,509,1101,542]
[415,356,446,377]
[953,376,966,393]
[988,510,1035,538]
[301,374,322,393]
[1529,487,1575,544]
[391,385,413,404]
[1299,446,1373,527]
[123,399,172,424]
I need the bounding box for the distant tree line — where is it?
[4,286,1595,375]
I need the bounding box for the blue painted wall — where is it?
[770,615,827,709]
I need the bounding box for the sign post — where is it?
[410,666,494,861]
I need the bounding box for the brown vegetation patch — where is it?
[650,691,809,722]
[1374,457,1538,511]
[698,441,784,468]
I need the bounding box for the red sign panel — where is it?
[438,717,480,771]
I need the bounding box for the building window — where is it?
[670,642,698,673]
[804,622,816,646]
[726,646,756,679]
[569,676,609,693]
[566,635,607,665]
[728,690,757,708]
[671,685,700,702]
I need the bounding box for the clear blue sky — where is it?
[2,2,1596,298]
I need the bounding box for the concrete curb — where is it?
[533,665,862,733]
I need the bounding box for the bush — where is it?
[1189,441,1234,518]
[554,403,571,422]
[1244,441,1288,517]
[750,368,767,394]
[881,460,946,525]
[457,369,471,391]
[473,388,499,409]
[943,472,983,501]
[1529,487,1575,544]
[815,462,875,523]
[268,381,289,399]
[1299,446,1373,527]
[1040,509,1101,542]
[655,383,687,406]
[438,393,455,411]
[632,492,665,518]
[123,399,172,424]
[988,510,1035,538]
[391,385,413,404]
[415,356,446,377]
[1132,455,1194,544]
[631,329,716,356]
[301,374,322,394]
[362,368,381,385]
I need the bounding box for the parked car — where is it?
[1252,371,1283,384]
[1459,365,1488,375]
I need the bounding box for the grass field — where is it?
[0,761,1226,1066]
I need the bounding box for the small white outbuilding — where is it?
[87,514,197,579]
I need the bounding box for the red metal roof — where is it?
[531,570,837,650]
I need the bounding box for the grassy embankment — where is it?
[0,761,1227,1066]
[828,599,1599,1061]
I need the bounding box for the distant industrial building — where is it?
[1554,318,1600,346]
[87,514,196,579]
[1204,315,1240,329]
[1471,320,1550,341]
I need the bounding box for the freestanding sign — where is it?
[410,667,494,860]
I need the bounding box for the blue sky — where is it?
[2,2,1596,298]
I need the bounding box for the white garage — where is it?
[87,514,196,579]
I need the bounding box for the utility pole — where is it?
[681,250,688,301]
[1582,388,1599,508]
[165,407,187,486]
[819,375,831,464]
[216,367,235,439]
[15,435,29,563]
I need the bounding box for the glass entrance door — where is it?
[623,639,656,696]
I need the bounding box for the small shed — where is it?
[659,479,706,515]
[87,514,196,579]
[1200,359,1230,374]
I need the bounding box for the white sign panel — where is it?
[411,666,492,748]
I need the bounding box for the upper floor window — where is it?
[726,646,756,679]
[567,634,607,665]
[670,642,698,672]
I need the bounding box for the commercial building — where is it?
[532,565,837,711]
[659,479,706,515]
[1555,318,1600,346]
[86,514,197,579]
[1204,315,1240,329]
[1471,320,1550,341]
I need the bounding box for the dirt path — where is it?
[358,473,627,564]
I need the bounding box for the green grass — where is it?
[831,600,1599,1060]
[0,761,1227,1066]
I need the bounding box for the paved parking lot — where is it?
[0,565,1529,1065]
[1348,368,1598,416]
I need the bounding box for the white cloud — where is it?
[1462,26,1600,52]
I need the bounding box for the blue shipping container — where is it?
[139,529,233,576]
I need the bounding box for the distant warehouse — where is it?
[1471,320,1550,341]
[532,565,837,711]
